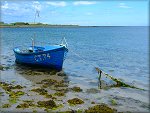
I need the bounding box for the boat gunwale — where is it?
[13,46,67,55]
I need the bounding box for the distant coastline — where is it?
[0,25,146,28]
[0,22,80,28]
[0,22,147,28]
[0,25,80,28]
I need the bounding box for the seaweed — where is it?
[85,104,117,113]
[95,67,145,90]
[16,100,35,109]
[45,94,53,98]
[53,88,68,93]
[0,65,4,70]
[40,78,68,88]
[57,72,67,76]
[59,110,76,113]
[42,84,49,88]
[9,91,25,98]
[50,70,58,75]
[54,80,68,87]
[31,88,48,95]
[41,79,57,86]
[16,103,29,109]
[20,70,42,76]
[0,65,10,70]
[2,104,11,108]
[71,86,82,92]
[8,98,18,104]
[110,99,117,105]
[44,108,51,112]
[0,82,24,92]
[23,100,35,106]
[37,100,57,109]
[91,101,95,104]
[13,85,23,89]
[0,82,10,87]
[54,92,65,96]
[67,98,84,105]
[0,92,4,96]
[33,110,37,113]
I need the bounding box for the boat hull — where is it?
[13,46,67,70]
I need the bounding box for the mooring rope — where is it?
[69,48,145,90]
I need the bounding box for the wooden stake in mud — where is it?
[97,68,102,89]
[95,67,145,90]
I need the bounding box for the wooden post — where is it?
[96,67,102,89]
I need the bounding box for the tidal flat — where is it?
[0,64,118,113]
[0,27,149,112]
[0,62,149,113]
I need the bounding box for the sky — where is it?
[0,0,149,26]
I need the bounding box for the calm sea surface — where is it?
[0,26,149,112]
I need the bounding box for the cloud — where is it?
[119,3,131,8]
[1,2,33,16]
[46,1,67,7]
[32,1,42,10]
[73,1,96,5]
[1,1,20,11]
[1,1,9,9]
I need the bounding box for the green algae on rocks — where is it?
[45,94,53,98]
[85,104,117,113]
[54,92,65,96]
[39,78,68,88]
[37,100,57,109]
[71,86,82,92]
[91,101,96,104]
[57,72,67,76]
[16,100,35,109]
[8,98,18,104]
[31,88,48,95]
[110,99,117,105]
[54,80,68,87]
[23,100,35,106]
[9,91,25,98]
[16,103,29,109]
[0,65,4,70]
[2,104,11,108]
[41,78,57,85]
[0,82,24,92]
[67,98,84,105]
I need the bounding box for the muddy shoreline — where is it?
[0,67,118,113]
[0,63,149,113]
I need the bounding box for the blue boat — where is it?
[13,38,68,70]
